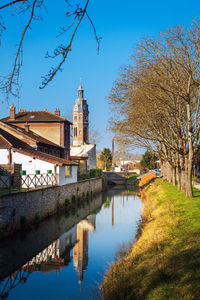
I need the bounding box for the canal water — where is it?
[0,188,142,300]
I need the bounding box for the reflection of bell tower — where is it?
[73,223,88,283]
[73,81,89,146]
[73,219,95,283]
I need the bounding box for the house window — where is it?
[65,166,72,177]
[74,127,77,137]
[84,115,87,120]
[79,130,81,135]
[74,116,77,121]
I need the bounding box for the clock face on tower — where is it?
[74,104,78,111]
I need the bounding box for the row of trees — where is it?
[140,150,157,170]
[109,19,200,197]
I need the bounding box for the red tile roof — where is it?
[0,128,32,150]
[13,148,78,166]
[70,156,88,160]
[2,122,64,148]
[1,110,72,124]
[0,128,77,166]
[0,134,12,148]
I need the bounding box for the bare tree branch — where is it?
[0,0,25,10]
[0,0,100,99]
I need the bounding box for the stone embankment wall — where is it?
[0,177,103,236]
[0,193,103,279]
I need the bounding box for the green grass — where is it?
[193,176,200,184]
[0,187,26,194]
[102,179,200,300]
[127,175,139,185]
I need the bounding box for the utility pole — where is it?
[112,138,115,171]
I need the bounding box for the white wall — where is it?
[0,149,78,186]
[0,149,9,164]
[88,146,97,170]
[12,151,54,174]
[58,165,78,185]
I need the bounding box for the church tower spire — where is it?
[73,82,89,146]
[78,78,84,99]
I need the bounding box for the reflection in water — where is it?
[0,194,103,300]
[0,188,141,300]
[73,217,95,284]
[112,197,114,227]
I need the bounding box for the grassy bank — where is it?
[102,179,200,300]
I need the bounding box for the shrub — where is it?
[127,175,139,185]
[65,198,70,206]
[89,168,102,178]
[71,195,76,203]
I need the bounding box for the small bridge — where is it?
[104,172,128,185]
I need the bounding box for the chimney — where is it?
[10,104,16,120]
[25,122,30,132]
[54,108,60,116]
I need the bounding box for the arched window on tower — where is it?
[74,127,77,137]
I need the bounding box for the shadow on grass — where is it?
[192,189,200,198]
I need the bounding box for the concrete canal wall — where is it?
[0,177,103,236]
[138,171,156,187]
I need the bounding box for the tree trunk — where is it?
[177,165,181,191]
[162,160,167,180]
[160,160,163,177]
[185,104,193,198]
[167,162,172,183]
[186,143,193,198]
[172,167,176,186]
[181,169,186,193]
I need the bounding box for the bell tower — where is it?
[73,82,89,146]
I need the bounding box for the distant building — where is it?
[114,159,141,175]
[71,83,96,174]
[1,105,71,159]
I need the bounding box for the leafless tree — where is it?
[109,19,200,197]
[0,0,100,99]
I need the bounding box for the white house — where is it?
[0,127,78,187]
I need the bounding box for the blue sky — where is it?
[1,0,200,151]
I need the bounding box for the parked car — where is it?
[152,169,161,177]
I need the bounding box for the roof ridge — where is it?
[44,110,67,120]
[13,147,78,166]
[16,109,71,122]
[2,122,65,148]
[0,121,37,143]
